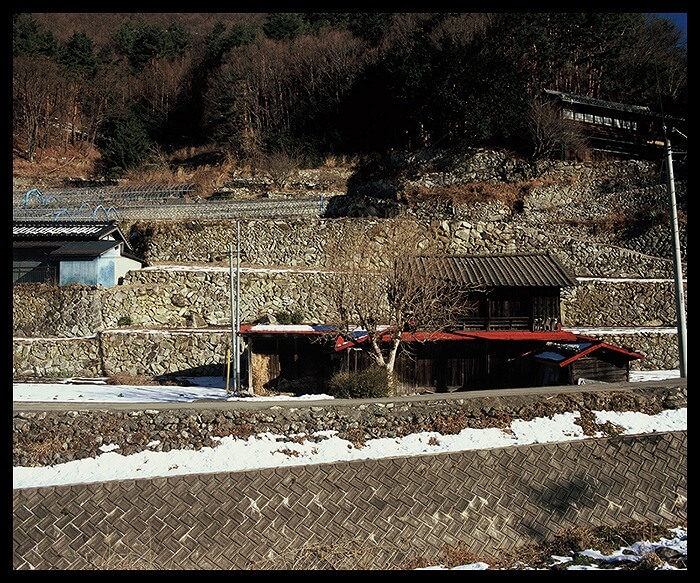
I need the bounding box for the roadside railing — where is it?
[13,186,333,221]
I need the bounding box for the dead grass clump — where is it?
[80,537,171,570]
[21,434,65,465]
[404,181,531,212]
[121,164,180,185]
[105,373,160,386]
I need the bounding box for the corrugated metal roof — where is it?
[544,89,654,116]
[412,253,578,288]
[48,240,120,258]
[13,241,63,249]
[532,341,644,367]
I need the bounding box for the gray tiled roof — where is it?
[13,220,118,239]
[412,253,578,288]
[544,89,654,116]
[12,220,133,252]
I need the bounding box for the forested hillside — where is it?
[13,12,687,187]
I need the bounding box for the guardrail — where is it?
[13,186,333,221]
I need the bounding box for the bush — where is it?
[275,310,304,325]
[327,366,389,399]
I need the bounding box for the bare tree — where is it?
[132,54,192,124]
[261,147,303,191]
[13,56,62,162]
[325,217,479,394]
[528,93,588,161]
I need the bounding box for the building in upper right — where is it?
[543,88,686,161]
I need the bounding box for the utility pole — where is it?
[228,242,237,393]
[664,130,687,378]
[228,221,245,394]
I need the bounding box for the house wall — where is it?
[96,255,116,287]
[113,255,142,284]
[59,260,100,286]
[571,356,629,384]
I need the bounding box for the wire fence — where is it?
[13,185,333,221]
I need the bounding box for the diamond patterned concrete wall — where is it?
[13,431,686,570]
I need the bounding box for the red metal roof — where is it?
[239,324,642,363]
[533,342,645,367]
[333,328,583,352]
[240,324,335,336]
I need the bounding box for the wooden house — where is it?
[411,252,578,332]
[239,253,644,394]
[12,220,143,287]
[543,88,686,161]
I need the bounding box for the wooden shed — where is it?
[411,252,578,332]
[527,340,645,386]
[240,326,645,395]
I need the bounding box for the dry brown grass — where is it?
[60,519,685,570]
[105,373,161,386]
[404,180,532,211]
[250,353,277,395]
[20,433,65,465]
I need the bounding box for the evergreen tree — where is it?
[57,32,97,79]
[114,22,191,73]
[13,13,58,57]
[96,114,153,178]
[263,13,309,41]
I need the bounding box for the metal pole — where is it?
[235,221,247,395]
[229,243,236,393]
[225,348,231,392]
[664,133,687,378]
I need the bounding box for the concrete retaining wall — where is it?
[12,381,688,569]
[12,430,687,569]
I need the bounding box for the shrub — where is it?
[275,310,304,325]
[117,315,132,326]
[327,366,389,399]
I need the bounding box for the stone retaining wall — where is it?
[560,278,686,327]
[12,153,687,379]
[10,326,681,379]
[14,268,686,335]
[13,265,685,376]
[12,382,687,467]
[124,216,684,279]
[13,336,102,379]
